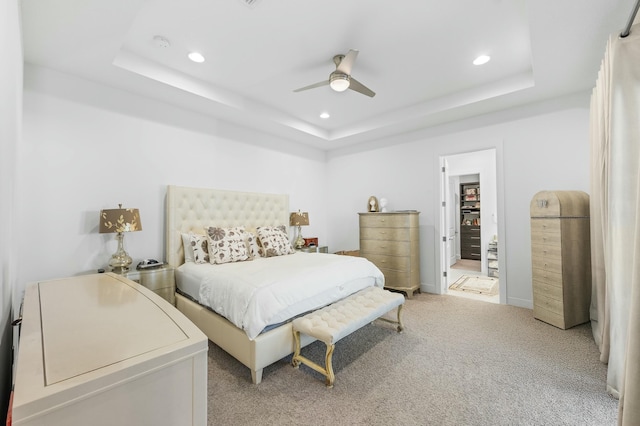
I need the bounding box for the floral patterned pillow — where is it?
[245,231,262,259]
[206,226,249,264]
[256,225,295,257]
[189,233,210,264]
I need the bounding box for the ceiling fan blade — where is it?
[349,77,376,97]
[336,49,359,74]
[293,80,329,92]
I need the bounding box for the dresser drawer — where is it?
[531,243,562,273]
[360,239,410,256]
[379,268,410,288]
[533,303,565,329]
[359,213,417,228]
[360,227,411,241]
[533,278,563,300]
[531,219,561,245]
[460,226,480,236]
[362,253,409,271]
[460,250,481,260]
[533,291,564,316]
[532,267,563,287]
[460,235,482,247]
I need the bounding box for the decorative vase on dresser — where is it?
[358,211,420,298]
[530,191,591,329]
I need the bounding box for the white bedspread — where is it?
[176,252,384,339]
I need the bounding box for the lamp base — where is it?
[109,232,133,274]
[294,226,305,249]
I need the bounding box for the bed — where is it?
[165,185,384,383]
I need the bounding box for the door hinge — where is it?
[442,236,447,242]
[442,201,446,207]
[442,166,446,173]
[443,271,447,277]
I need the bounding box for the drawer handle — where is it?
[471,237,480,240]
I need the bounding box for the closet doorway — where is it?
[439,149,500,303]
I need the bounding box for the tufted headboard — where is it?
[165,185,290,268]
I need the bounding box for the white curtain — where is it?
[590,24,640,425]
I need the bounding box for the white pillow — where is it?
[181,233,195,262]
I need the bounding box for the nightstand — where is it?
[123,265,175,305]
[296,245,328,253]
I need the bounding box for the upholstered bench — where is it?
[291,286,405,387]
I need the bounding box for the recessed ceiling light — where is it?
[473,55,491,66]
[188,52,205,63]
[320,112,330,119]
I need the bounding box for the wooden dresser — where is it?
[359,211,420,298]
[460,225,481,260]
[12,273,208,425]
[530,191,591,329]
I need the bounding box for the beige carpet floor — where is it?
[206,293,617,425]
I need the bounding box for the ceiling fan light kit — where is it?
[329,73,350,92]
[294,49,376,97]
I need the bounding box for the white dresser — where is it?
[359,211,421,298]
[12,273,208,426]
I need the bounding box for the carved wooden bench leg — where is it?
[376,304,404,332]
[291,329,337,387]
[324,344,335,388]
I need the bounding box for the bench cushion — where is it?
[292,287,404,345]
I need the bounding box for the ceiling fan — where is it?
[293,49,376,98]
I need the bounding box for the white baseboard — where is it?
[506,296,533,309]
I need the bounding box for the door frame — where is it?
[438,147,506,304]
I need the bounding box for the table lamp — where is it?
[289,211,309,249]
[99,204,142,273]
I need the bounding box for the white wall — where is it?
[326,94,591,308]
[19,64,591,314]
[0,0,21,420]
[18,66,328,298]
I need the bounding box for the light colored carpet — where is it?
[206,293,617,425]
[449,274,499,296]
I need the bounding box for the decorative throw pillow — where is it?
[181,233,195,262]
[256,225,295,257]
[206,226,249,264]
[189,233,210,264]
[245,231,262,259]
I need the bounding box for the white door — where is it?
[439,157,450,292]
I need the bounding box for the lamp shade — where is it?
[99,205,142,234]
[289,211,309,226]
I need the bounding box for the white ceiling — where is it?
[20,0,639,151]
